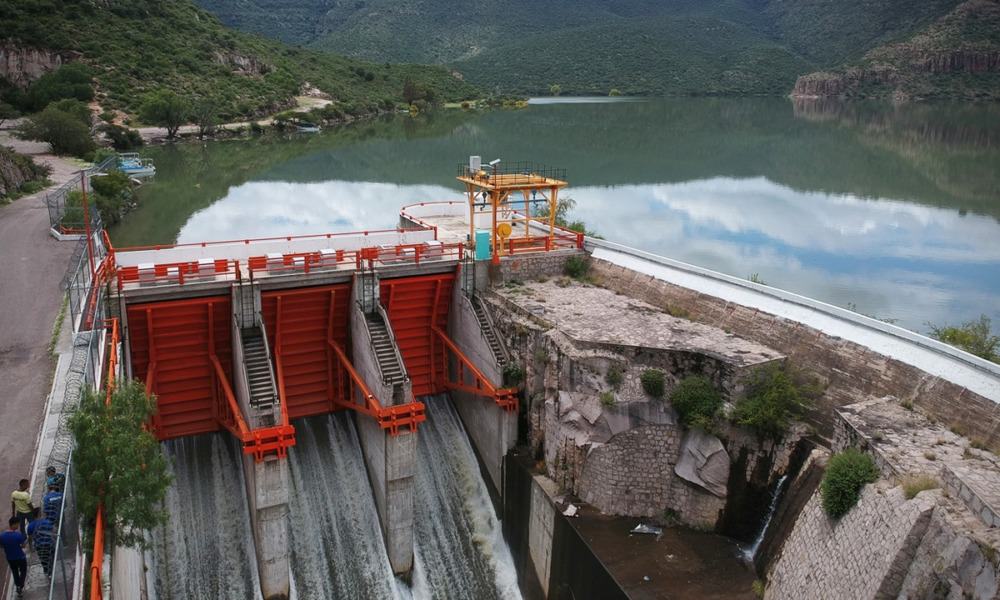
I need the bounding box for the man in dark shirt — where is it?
[0,516,28,594]
[45,467,65,494]
[28,517,55,577]
[42,485,63,523]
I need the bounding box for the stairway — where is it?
[471,297,506,365]
[241,328,276,411]
[366,313,406,385]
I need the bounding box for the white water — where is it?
[286,413,407,599]
[152,398,522,600]
[742,474,789,562]
[410,395,522,600]
[150,434,263,600]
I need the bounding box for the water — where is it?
[115,98,1000,334]
[741,474,789,563]
[150,435,263,600]
[411,395,521,600]
[286,413,404,599]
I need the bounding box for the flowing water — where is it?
[150,435,263,600]
[152,402,520,599]
[410,395,521,600]
[115,97,1000,333]
[742,474,790,563]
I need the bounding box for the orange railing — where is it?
[115,258,240,288]
[112,228,425,253]
[209,355,296,461]
[432,327,518,411]
[326,338,426,434]
[91,316,119,599]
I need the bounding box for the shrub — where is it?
[599,391,615,407]
[564,255,589,279]
[49,98,92,125]
[605,366,623,389]
[821,448,878,518]
[502,363,524,387]
[640,369,665,398]
[69,380,171,547]
[670,375,723,430]
[901,475,939,500]
[928,315,999,363]
[16,105,95,157]
[15,63,94,112]
[733,363,818,438]
[99,124,143,150]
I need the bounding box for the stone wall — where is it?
[492,249,584,284]
[766,483,939,600]
[589,259,1000,447]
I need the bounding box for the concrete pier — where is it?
[350,277,416,576]
[242,455,291,600]
[447,281,517,494]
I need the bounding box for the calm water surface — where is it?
[114,98,1000,334]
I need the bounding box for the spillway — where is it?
[150,435,263,600]
[411,395,522,600]
[150,399,522,600]
[286,413,404,599]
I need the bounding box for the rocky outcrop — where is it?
[675,429,730,498]
[791,66,898,98]
[0,43,69,88]
[0,148,48,200]
[212,51,271,77]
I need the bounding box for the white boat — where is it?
[296,122,321,133]
[117,152,156,177]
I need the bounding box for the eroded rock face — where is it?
[0,43,65,88]
[674,429,730,498]
[212,51,270,77]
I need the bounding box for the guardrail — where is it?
[585,237,1000,398]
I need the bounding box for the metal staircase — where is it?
[471,296,508,366]
[241,327,277,413]
[366,313,406,385]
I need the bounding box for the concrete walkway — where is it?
[0,138,79,591]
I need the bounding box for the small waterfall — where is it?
[150,434,262,600]
[286,413,406,600]
[410,395,521,600]
[742,474,789,562]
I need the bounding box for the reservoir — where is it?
[113,97,1000,336]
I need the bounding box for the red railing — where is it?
[326,338,426,434]
[432,327,518,411]
[115,258,240,288]
[91,316,120,599]
[111,228,430,253]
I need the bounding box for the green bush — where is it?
[640,369,665,398]
[821,448,878,518]
[670,375,723,429]
[48,98,92,125]
[89,170,133,226]
[99,124,144,150]
[16,105,96,157]
[502,363,524,387]
[599,391,616,407]
[9,63,94,113]
[564,255,589,279]
[733,363,818,438]
[69,380,172,548]
[929,315,999,363]
[605,365,623,389]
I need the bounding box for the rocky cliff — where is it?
[0,148,48,200]
[792,0,1000,100]
[0,43,69,88]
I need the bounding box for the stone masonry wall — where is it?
[766,483,939,600]
[590,259,1000,447]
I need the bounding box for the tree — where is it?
[17,63,94,112]
[16,105,95,157]
[191,97,218,139]
[734,363,820,438]
[48,98,92,126]
[549,84,561,96]
[609,88,621,96]
[0,102,18,128]
[98,124,143,151]
[140,90,189,139]
[69,380,171,548]
[402,78,420,105]
[929,315,999,363]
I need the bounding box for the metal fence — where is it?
[47,460,79,600]
[65,236,109,333]
[45,155,115,235]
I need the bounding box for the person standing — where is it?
[0,517,28,595]
[44,467,65,494]
[10,479,33,534]
[42,485,63,524]
[27,516,54,577]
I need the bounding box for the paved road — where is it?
[0,146,78,589]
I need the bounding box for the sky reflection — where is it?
[178,176,1000,332]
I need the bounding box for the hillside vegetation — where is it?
[794,0,1000,100]
[195,0,987,97]
[0,0,477,120]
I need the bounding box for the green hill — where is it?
[0,0,477,119]
[193,0,984,97]
[793,0,1000,100]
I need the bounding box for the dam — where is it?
[50,159,999,600]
